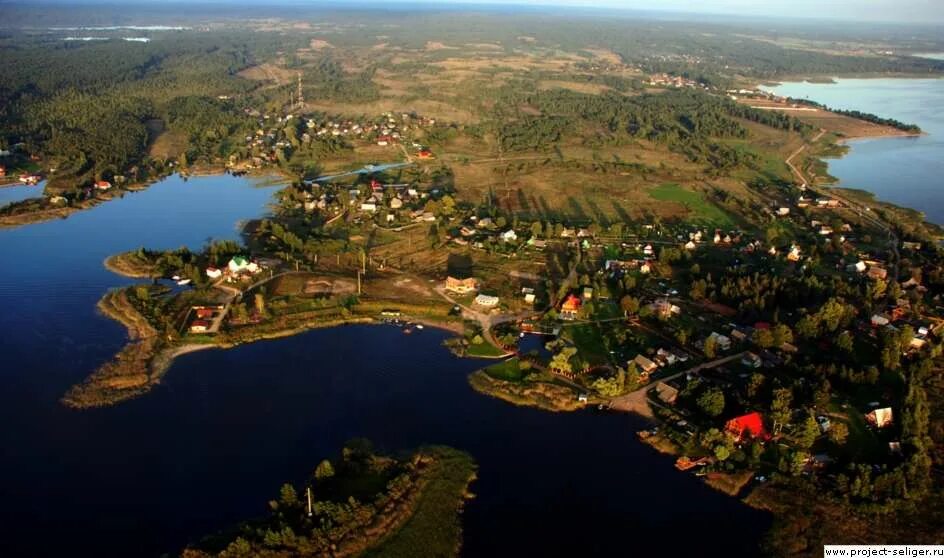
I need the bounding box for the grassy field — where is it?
[482,357,526,381]
[647,183,734,226]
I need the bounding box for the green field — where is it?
[648,183,734,226]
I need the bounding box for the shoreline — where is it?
[0,166,291,231]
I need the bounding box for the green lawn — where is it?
[483,358,526,382]
[648,183,734,226]
[466,340,507,358]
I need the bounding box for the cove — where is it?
[0,173,769,557]
[762,78,944,224]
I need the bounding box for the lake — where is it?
[0,173,769,557]
[0,180,45,208]
[761,78,944,224]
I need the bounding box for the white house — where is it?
[206,266,223,279]
[360,203,377,212]
[500,229,518,242]
[228,256,250,273]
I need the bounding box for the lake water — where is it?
[761,78,944,224]
[0,180,45,208]
[0,173,768,557]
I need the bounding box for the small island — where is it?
[180,441,477,558]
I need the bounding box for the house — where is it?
[787,244,802,262]
[725,412,769,442]
[902,241,922,251]
[417,149,434,159]
[445,276,480,294]
[523,289,536,304]
[460,226,476,237]
[865,407,894,428]
[474,294,499,307]
[741,352,762,368]
[654,382,678,405]
[582,286,594,300]
[639,262,651,274]
[708,332,731,351]
[189,320,210,333]
[389,198,403,209]
[870,314,890,327]
[228,256,250,273]
[194,307,216,319]
[643,244,654,256]
[559,294,582,320]
[649,299,681,318]
[94,180,112,191]
[500,229,518,242]
[205,266,222,279]
[633,354,658,377]
[684,240,697,250]
[360,203,377,212]
[867,266,888,280]
[777,207,790,216]
[847,260,867,273]
[0,165,5,177]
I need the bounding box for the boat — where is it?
[403,328,413,334]
[171,275,181,281]
[416,324,424,330]
[176,278,192,286]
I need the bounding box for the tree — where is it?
[619,295,639,315]
[703,335,717,358]
[550,347,577,375]
[752,328,774,348]
[697,387,725,417]
[770,387,793,426]
[279,483,298,507]
[836,330,854,352]
[314,459,335,480]
[828,422,849,446]
[714,445,731,461]
[797,414,820,450]
[254,292,267,317]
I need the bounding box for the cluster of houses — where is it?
[646,73,709,90]
[306,111,436,146]
[632,348,690,379]
[205,255,266,282]
[188,305,225,334]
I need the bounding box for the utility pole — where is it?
[297,72,304,108]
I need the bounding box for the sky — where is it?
[401,0,944,24]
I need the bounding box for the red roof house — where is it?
[559,294,582,321]
[725,412,769,442]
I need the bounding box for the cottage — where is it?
[632,354,658,376]
[559,294,582,321]
[847,261,867,273]
[582,286,594,300]
[445,276,480,294]
[654,382,678,405]
[787,244,801,262]
[228,256,250,273]
[867,266,888,280]
[870,314,890,327]
[708,332,731,351]
[500,229,518,242]
[474,294,499,307]
[643,244,654,256]
[189,320,210,333]
[389,198,403,209]
[639,262,651,274]
[649,299,681,318]
[741,352,762,368]
[94,180,112,191]
[725,412,769,441]
[205,266,223,279]
[360,202,377,212]
[777,207,790,216]
[865,407,894,428]
[684,240,697,250]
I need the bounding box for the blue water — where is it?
[762,78,944,224]
[0,173,768,557]
[0,181,45,207]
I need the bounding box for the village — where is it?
[94,137,935,503]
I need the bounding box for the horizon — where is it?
[7,0,944,25]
